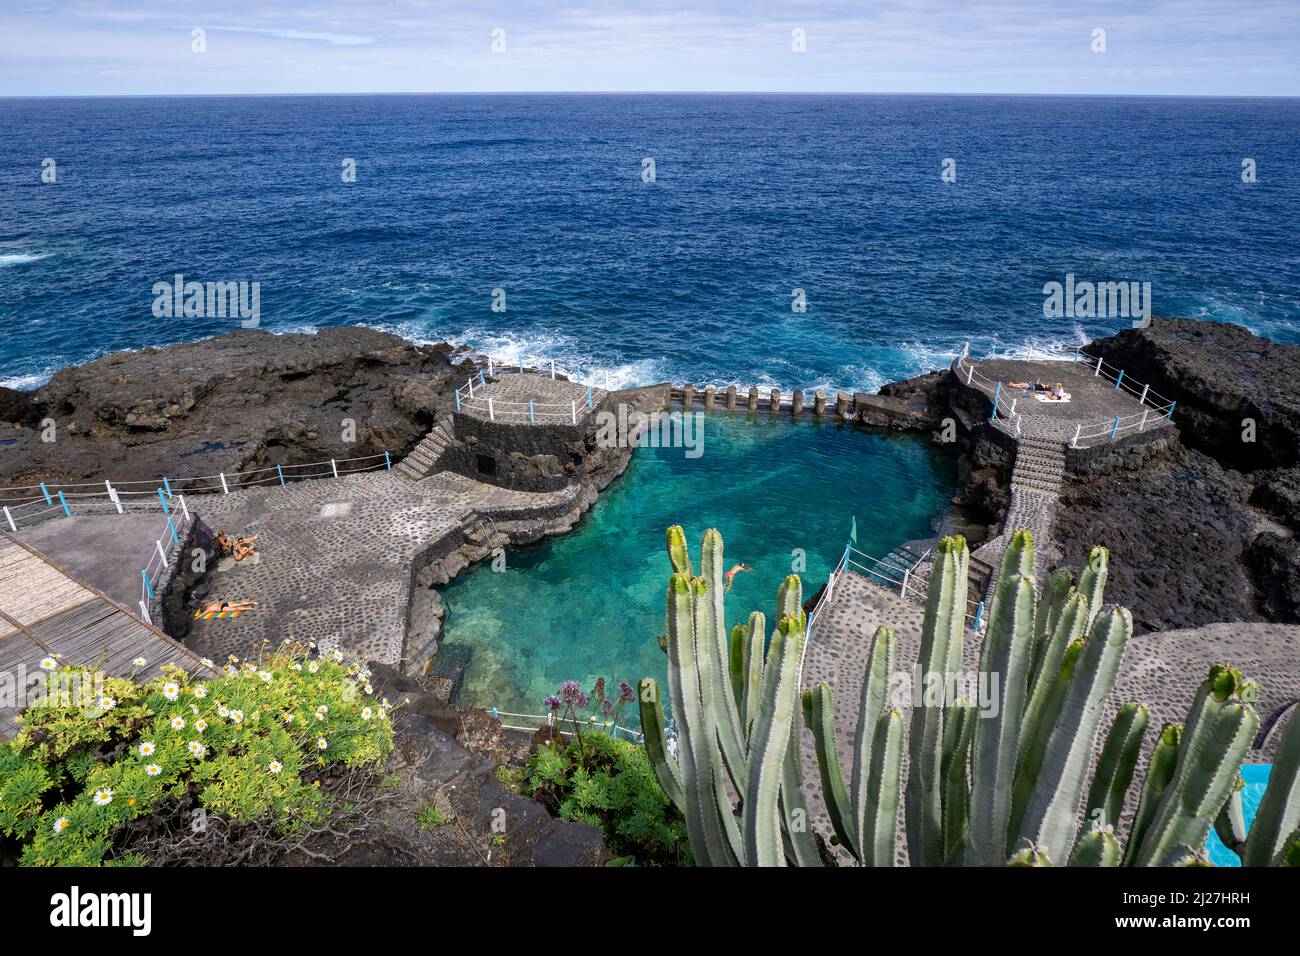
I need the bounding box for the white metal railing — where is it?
[489,707,644,743]
[1068,349,1177,448]
[808,540,932,640]
[954,344,1024,437]
[0,452,394,518]
[454,362,603,424]
[138,503,190,624]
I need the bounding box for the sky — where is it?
[1,1,1297,97]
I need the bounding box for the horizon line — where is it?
[4,90,1300,100]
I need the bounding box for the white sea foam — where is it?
[0,252,50,268]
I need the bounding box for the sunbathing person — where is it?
[231,534,259,561]
[200,599,258,614]
[1009,380,1050,392]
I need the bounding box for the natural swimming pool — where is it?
[1205,763,1272,866]
[437,413,955,726]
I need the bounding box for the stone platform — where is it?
[459,374,606,426]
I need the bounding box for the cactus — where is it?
[643,525,1289,867]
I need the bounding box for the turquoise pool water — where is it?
[438,414,955,724]
[1205,763,1272,866]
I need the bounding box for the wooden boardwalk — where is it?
[0,534,213,740]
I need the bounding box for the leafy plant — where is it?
[0,642,394,866]
[526,731,690,866]
[416,803,447,830]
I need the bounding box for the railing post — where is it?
[1110,416,1120,440]
[1139,383,1149,405]
[570,401,577,425]
[478,371,485,388]
[157,487,170,513]
[277,464,286,486]
[454,391,461,412]
[57,491,71,517]
[163,476,173,498]
[1072,423,1081,448]
[1166,400,1177,421]
[901,568,910,595]
[488,358,494,377]
[155,540,167,565]
[139,600,151,623]
[385,451,392,471]
[178,494,189,520]
[219,473,229,494]
[1139,409,1148,432]
[966,364,974,384]
[990,381,1002,423]
[550,360,555,380]
[330,459,338,479]
[167,516,180,545]
[467,376,475,398]
[586,385,593,410]
[1074,347,1080,363]
[141,569,154,600]
[1114,369,1124,391]
[40,482,52,505]
[1094,355,1102,376]
[529,400,535,424]
[487,397,495,421]
[3,506,14,533]
[973,601,985,632]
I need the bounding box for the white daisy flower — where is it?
[53,817,71,834]
[145,764,162,777]
[93,788,113,806]
[230,710,244,724]
[193,685,207,699]
[223,665,237,676]
[360,707,373,721]
[283,713,295,724]
[171,716,185,730]
[200,658,214,668]
[291,663,303,672]
[269,760,283,774]
[132,657,147,667]
[307,661,320,674]
[195,718,208,733]
[99,697,117,711]
[259,670,272,683]
[39,657,58,671]
[317,737,328,750]
[162,682,180,701]
[139,742,156,757]
[187,741,205,758]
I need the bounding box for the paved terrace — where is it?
[801,570,1300,864]
[457,374,607,425]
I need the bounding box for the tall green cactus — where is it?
[643,525,1287,867]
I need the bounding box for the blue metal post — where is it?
[454,391,461,411]
[586,385,593,409]
[479,371,485,387]
[1074,347,1080,362]
[990,382,1002,423]
[1166,400,1177,420]
[40,482,52,505]
[141,569,154,600]
[529,400,535,423]
[1115,369,1125,391]
[157,488,170,513]
[1110,416,1120,440]
[491,707,499,722]
[167,516,180,545]
[277,464,285,486]
[57,491,71,517]
[973,601,985,631]
[384,451,392,471]
[163,477,173,498]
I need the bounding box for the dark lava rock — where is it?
[0,326,461,490]
[1053,445,1276,633]
[1246,533,1300,624]
[1085,318,1300,471]
[1251,466,1300,530]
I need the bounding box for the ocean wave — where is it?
[0,253,50,268]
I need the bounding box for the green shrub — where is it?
[0,643,393,866]
[526,732,690,866]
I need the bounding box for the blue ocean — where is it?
[1,94,1298,391]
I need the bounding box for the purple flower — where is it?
[601,699,615,718]
[618,681,635,704]
[544,695,561,712]
[559,681,588,709]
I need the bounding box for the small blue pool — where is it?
[1204,763,1271,866]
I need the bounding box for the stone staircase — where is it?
[969,435,1067,615]
[395,422,454,481]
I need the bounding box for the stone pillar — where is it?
[791,389,804,417]
[853,392,870,416]
[682,384,695,410]
[748,386,759,412]
[769,388,781,413]
[704,385,716,410]
[836,392,850,418]
[725,385,738,411]
[814,389,826,416]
